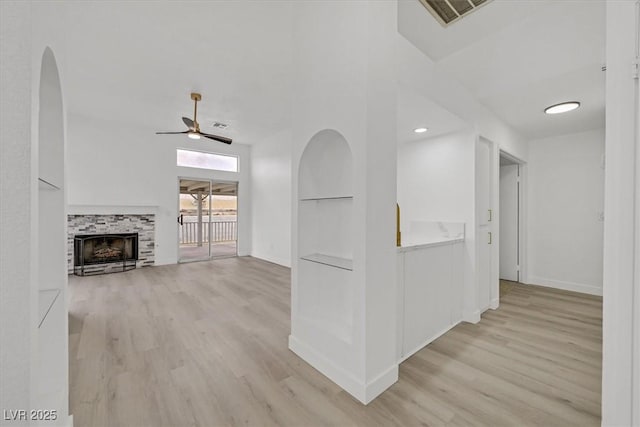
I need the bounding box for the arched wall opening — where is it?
[36,46,69,420]
[294,128,356,366]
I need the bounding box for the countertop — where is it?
[396,236,464,253]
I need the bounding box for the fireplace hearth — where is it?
[74,233,138,276]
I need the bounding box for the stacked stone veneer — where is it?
[67,214,155,274]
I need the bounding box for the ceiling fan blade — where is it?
[156,131,189,135]
[182,117,195,131]
[200,132,232,145]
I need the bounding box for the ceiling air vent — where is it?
[419,0,492,27]
[212,122,229,130]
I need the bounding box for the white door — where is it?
[500,164,519,281]
[476,138,492,311]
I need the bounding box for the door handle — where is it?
[177,214,184,225]
[488,232,492,244]
[488,209,492,222]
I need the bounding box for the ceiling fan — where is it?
[156,92,232,144]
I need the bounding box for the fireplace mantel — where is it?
[68,204,159,215]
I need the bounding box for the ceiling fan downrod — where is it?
[191,92,201,132]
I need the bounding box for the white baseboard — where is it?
[399,320,461,363]
[490,298,499,310]
[288,335,397,404]
[154,258,173,266]
[364,364,399,404]
[251,252,291,268]
[463,310,481,324]
[527,276,602,296]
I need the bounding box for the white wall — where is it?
[527,128,604,295]
[250,129,292,267]
[397,130,478,321]
[66,113,251,265]
[397,131,474,229]
[602,1,639,424]
[1,1,35,417]
[1,1,73,419]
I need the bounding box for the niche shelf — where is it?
[299,195,353,202]
[38,289,61,328]
[297,129,354,272]
[300,253,353,271]
[38,177,61,191]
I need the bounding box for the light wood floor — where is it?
[69,258,602,427]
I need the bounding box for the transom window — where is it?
[176,149,238,172]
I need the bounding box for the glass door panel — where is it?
[210,182,238,258]
[179,179,211,262]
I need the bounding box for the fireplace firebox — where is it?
[74,233,138,276]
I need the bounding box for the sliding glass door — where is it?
[178,179,238,262]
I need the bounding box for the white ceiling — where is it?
[61,1,294,146]
[58,1,606,145]
[397,86,468,144]
[398,0,606,140]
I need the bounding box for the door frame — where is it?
[497,149,528,289]
[476,136,496,313]
[176,177,239,263]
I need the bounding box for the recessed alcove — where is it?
[298,129,353,200]
[296,129,355,342]
[36,47,69,418]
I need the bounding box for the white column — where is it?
[290,0,398,404]
[602,1,640,425]
[0,1,35,419]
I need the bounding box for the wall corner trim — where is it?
[462,310,481,324]
[250,252,291,268]
[288,335,398,405]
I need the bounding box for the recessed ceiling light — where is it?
[187,132,201,140]
[414,127,428,133]
[544,102,580,115]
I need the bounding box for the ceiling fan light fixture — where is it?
[544,101,580,115]
[156,93,233,145]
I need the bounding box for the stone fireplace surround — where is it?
[67,212,155,274]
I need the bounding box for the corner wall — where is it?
[0,1,34,417]
[250,129,292,267]
[602,1,639,424]
[397,130,477,321]
[290,0,398,403]
[527,128,605,295]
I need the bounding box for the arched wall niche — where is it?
[298,129,353,200]
[36,46,69,422]
[296,129,355,344]
[38,46,64,187]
